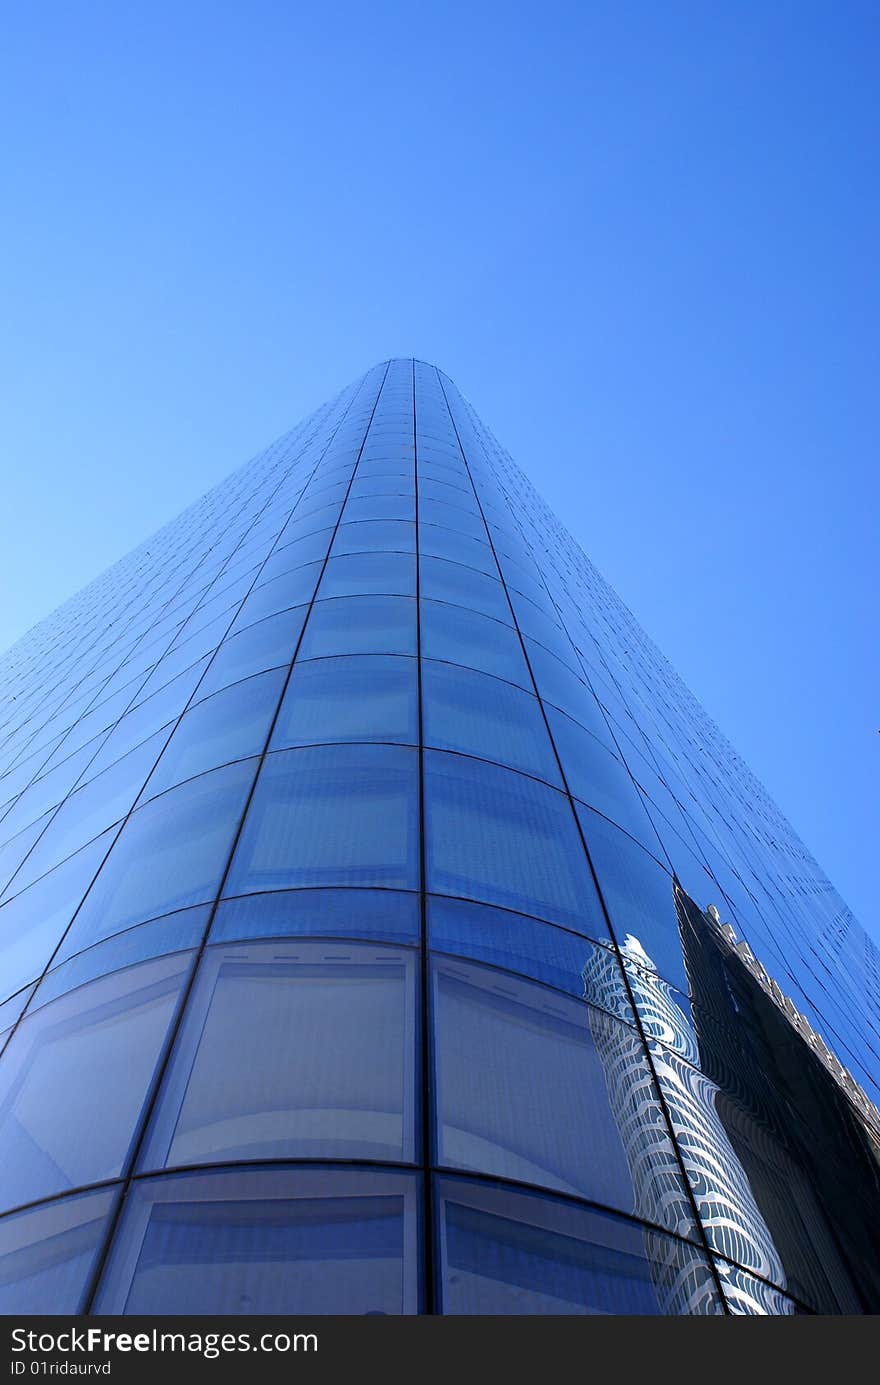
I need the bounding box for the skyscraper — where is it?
[0,359,876,1315]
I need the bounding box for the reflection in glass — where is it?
[435,1177,723,1315]
[0,953,192,1214]
[57,760,257,961]
[273,656,417,749]
[226,746,419,893]
[93,1167,420,1314]
[425,752,603,932]
[0,1188,119,1314]
[142,941,417,1169]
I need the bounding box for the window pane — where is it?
[428,895,624,1001]
[0,953,192,1214]
[330,520,415,556]
[195,607,306,702]
[93,1167,421,1314]
[422,661,560,785]
[0,831,116,1004]
[432,956,696,1228]
[211,889,420,945]
[0,1188,119,1314]
[299,596,417,659]
[3,729,169,901]
[420,602,529,688]
[34,906,210,1010]
[142,941,417,1168]
[418,500,485,539]
[258,528,333,585]
[526,641,615,746]
[57,760,257,962]
[84,659,212,783]
[435,1178,723,1315]
[418,524,496,575]
[0,816,48,898]
[342,495,415,523]
[425,751,603,932]
[547,707,659,851]
[419,558,509,623]
[227,746,419,893]
[272,656,417,750]
[229,563,322,635]
[318,552,416,599]
[576,806,689,993]
[142,670,284,801]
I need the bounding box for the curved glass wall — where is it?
[0,359,877,1314]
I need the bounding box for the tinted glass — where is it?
[272,656,418,749]
[142,941,418,1168]
[226,746,420,894]
[57,760,257,961]
[298,596,417,659]
[94,1167,421,1314]
[435,1177,723,1315]
[0,1188,119,1314]
[424,752,604,933]
[422,660,561,784]
[141,670,284,801]
[0,953,191,1214]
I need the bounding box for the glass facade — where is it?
[0,358,877,1315]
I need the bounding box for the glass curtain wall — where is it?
[0,361,877,1316]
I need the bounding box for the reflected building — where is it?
[0,359,877,1314]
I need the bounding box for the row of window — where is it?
[0,1166,806,1317]
[0,736,690,1012]
[0,910,860,1316]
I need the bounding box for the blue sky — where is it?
[1,2,877,936]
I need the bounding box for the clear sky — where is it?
[1,2,877,937]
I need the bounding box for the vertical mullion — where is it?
[435,366,733,1315]
[412,359,435,1315]
[80,363,389,1315]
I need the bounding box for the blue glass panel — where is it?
[418,524,497,575]
[0,984,36,1036]
[226,745,420,893]
[420,602,530,688]
[342,495,415,523]
[0,952,192,1214]
[318,551,416,599]
[526,641,616,745]
[432,955,696,1223]
[546,706,661,852]
[229,563,322,636]
[576,804,689,993]
[212,888,420,945]
[419,558,510,623]
[330,520,416,556]
[5,729,170,899]
[57,760,257,961]
[436,1178,723,1315]
[141,669,284,801]
[298,596,417,659]
[93,1167,421,1314]
[0,1188,119,1314]
[262,528,334,579]
[428,895,626,1003]
[33,906,210,1010]
[0,814,54,897]
[424,751,604,933]
[141,940,418,1168]
[422,660,561,785]
[195,607,306,702]
[84,658,213,782]
[0,831,116,1004]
